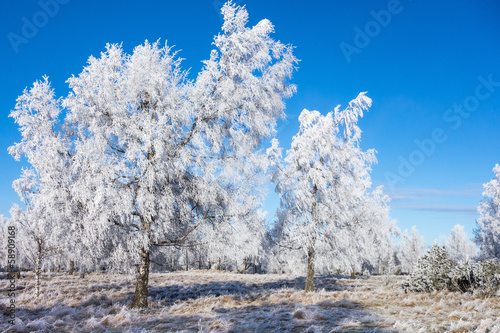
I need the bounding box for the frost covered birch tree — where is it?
[8,77,75,296]
[328,186,397,276]
[475,164,500,260]
[398,226,426,274]
[199,208,267,272]
[58,2,296,308]
[446,224,477,263]
[0,215,10,272]
[268,93,376,291]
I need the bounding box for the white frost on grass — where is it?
[1,271,499,332]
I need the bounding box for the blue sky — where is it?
[1,0,499,245]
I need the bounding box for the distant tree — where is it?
[314,186,397,277]
[0,215,10,272]
[353,187,399,275]
[200,209,267,273]
[475,164,500,260]
[269,92,376,291]
[398,226,426,274]
[446,224,477,263]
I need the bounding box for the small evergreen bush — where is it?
[447,260,475,292]
[470,260,500,295]
[402,244,456,293]
[402,244,500,294]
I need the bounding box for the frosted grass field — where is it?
[1,271,499,332]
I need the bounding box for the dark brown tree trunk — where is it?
[198,249,202,270]
[207,249,211,270]
[69,260,74,275]
[130,248,150,308]
[35,234,42,297]
[305,185,318,293]
[57,254,62,272]
[305,246,316,292]
[171,251,175,271]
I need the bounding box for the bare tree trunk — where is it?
[243,258,247,274]
[305,246,316,292]
[185,248,189,271]
[378,256,382,275]
[171,251,175,272]
[69,260,74,275]
[130,248,150,308]
[35,235,42,298]
[57,253,62,272]
[305,185,318,293]
[198,249,202,270]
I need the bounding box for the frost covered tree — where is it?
[348,187,398,275]
[475,164,500,260]
[268,92,376,291]
[56,2,297,308]
[0,215,10,272]
[445,224,477,264]
[398,226,426,274]
[312,186,397,277]
[8,78,76,296]
[200,209,267,273]
[9,170,64,295]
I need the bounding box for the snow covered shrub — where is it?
[402,244,456,293]
[469,259,500,295]
[448,260,500,294]
[448,261,475,292]
[403,244,500,294]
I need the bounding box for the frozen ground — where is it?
[1,271,499,332]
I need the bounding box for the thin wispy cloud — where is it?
[385,186,483,202]
[392,204,478,215]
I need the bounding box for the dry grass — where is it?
[0,271,499,332]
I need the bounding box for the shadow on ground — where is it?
[148,274,360,305]
[1,273,393,332]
